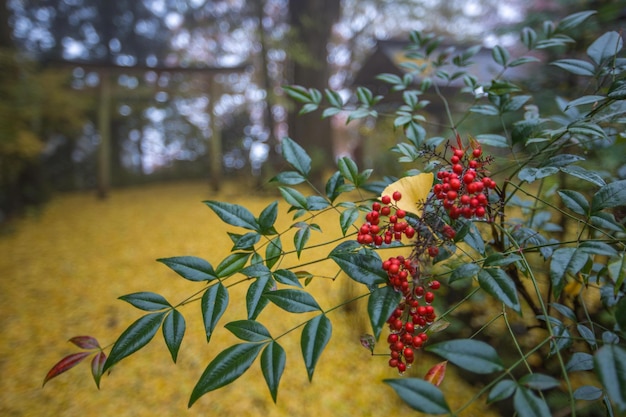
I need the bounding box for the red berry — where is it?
[404,226,415,238]
[381,195,391,205]
[425,292,435,303]
[452,164,464,175]
[412,336,423,348]
[428,246,439,257]
[397,362,407,373]
[387,333,399,344]
[450,155,460,164]
[429,280,441,290]
[389,358,399,368]
[405,322,415,334]
[381,206,391,216]
[396,209,406,218]
[475,206,486,217]
[453,148,465,158]
[403,347,414,358]
[472,148,482,158]
[372,202,381,212]
[449,178,461,190]
[392,191,402,201]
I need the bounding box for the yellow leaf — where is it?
[381,172,433,216]
[424,361,448,387]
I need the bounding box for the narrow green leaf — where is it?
[608,254,626,289]
[594,344,626,412]
[558,190,590,215]
[157,256,217,282]
[202,283,229,342]
[488,379,517,403]
[265,236,282,269]
[478,268,521,314]
[550,302,577,322]
[469,104,499,115]
[305,196,330,211]
[492,45,510,66]
[281,137,311,176]
[264,289,321,313]
[204,200,259,231]
[229,232,261,250]
[270,171,306,185]
[579,240,618,257]
[556,10,596,32]
[384,378,450,414]
[508,56,540,67]
[573,385,603,401]
[475,134,509,147]
[261,341,286,403]
[587,31,623,66]
[591,180,626,212]
[426,339,505,374]
[225,320,272,342]
[103,312,165,373]
[615,298,626,334]
[215,252,251,278]
[163,309,185,363]
[566,352,594,371]
[550,247,589,299]
[325,171,345,202]
[339,207,359,236]
[188,343,264,407]
[519,373,560,390]
[577,324,597,348]
[257,201,278,235]
[521,27,537,49]
[560,166,606,187]
[591,212,624,232]
[513,386,552,417]
[246,274,274,320]
[279,186,307,210]
[119,292,171,311]
[282,85,312,103]
[550,59,595,76]
[450,263,480,283]
[368,286,403,340]
[293,223,310,258]
[330,250,388,287]
[519,167,559,183]
[483,253,522,267]
[272,269,302,288]
[324,88,343,107]
[301,314,332,381]
[337,157,359,184]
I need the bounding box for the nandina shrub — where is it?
[45,10,626,416]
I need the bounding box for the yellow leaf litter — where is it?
[0,180,499,417]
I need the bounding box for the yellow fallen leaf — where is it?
[381,172,434,216]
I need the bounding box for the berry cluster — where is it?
[356,192,416,246]
[433,145,496,220]
[382,255,441,373]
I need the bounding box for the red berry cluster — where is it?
[356,192,416,246]
[433,145,496,220]
[382,255,441,373]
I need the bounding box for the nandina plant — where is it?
[45,10,626,416]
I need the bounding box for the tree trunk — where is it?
[288,0,340,183]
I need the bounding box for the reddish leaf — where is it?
[91,351,107,389]
[43,351,91,386]
[69,336,100,350]
[424,361,448,387]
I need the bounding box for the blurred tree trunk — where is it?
[288,0,340,183]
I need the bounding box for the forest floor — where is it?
[0,180,499,417]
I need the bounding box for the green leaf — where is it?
[246,274,273,320]
[608,79,626,99]
[558,190,590,215]
[103,312,165,373]
[384,378,451,414]
[591,180,626,212]
[119,292,171,311]
[551,59,595,76]
[591,212,625,232]
[279,186,307,210]
[450,263,480,283]
[281,137,311,176]
[272,269,302,288]
[577,324,597,348]
[573,385,603,401]
[587,31,623,66]
[261,341,286,403]
[483,253,522,267]
[330,250,388,287]
[215,252,251,278]
[566,352,594,371]
[201,283,229,342]
[337,157,359,184]
[550,248,589,299]
[521,27,537,49]
[509,56,540,67]
[225,320,272,342]
[204,200,259,231]
[257,201,278,235]
[470,104,499,115]
[556,10,596,32]
[615,298,626,334]
[163,309,185,363]
[293,223,311,258]
[426,339,505,374]
[519,373,560,390]
[579,240,618,257]
[265,236,282,269]
[513,386,552,417]
[306,196,330,211]
[157,256,217,282]
[608,254,626,289]
[518,167,559,183]
[229,232,261,250]
[270,171,306,185]
[325,88,343,107]
[475,134,508,148]
[188,342,264,407]
[594,344,626,412]
[492,45,510,66]
[368,286,403,340]
[478,268,521,314]
[560,166,606,187]
[301,314,332,381]
[339,207,359,236]
[264,289,321,313]
[488,379,517,403]
[282,85,311,103]
[325,171,345,202]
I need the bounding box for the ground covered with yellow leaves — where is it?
[0,181,500,417]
